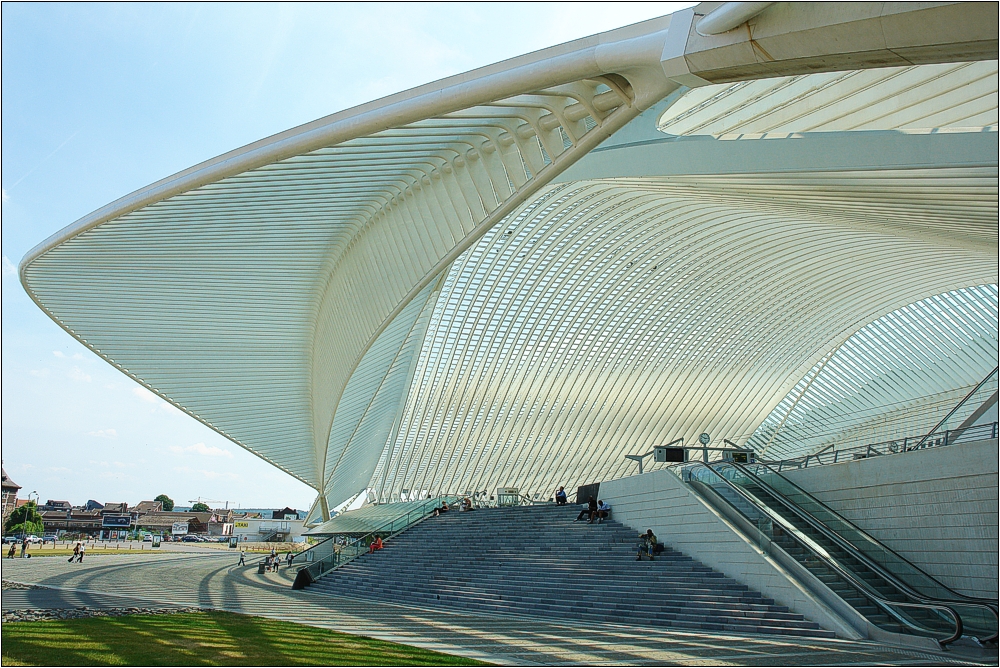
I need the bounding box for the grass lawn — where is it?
[1,611,491,666]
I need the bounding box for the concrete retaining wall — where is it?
[782,438,999,599]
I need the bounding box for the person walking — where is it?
[69,542,80,563]
[20,537,28,558]
[77,541,86,563]
[238,549,246,566]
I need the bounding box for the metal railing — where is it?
[912,367,998,450]
[290,496,458,589]
[765,421,997,471]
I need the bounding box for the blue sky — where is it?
[2,2,693,510]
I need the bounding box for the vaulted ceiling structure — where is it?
[21,3,999,520]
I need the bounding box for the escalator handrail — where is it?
[732,460,999,642]
[685,462,964,645]
[746,459,1000,613]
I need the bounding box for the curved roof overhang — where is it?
[20,3,1000,516]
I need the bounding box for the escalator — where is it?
[678,461,998,647]
[728,460,999,644]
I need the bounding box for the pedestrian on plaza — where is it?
[69,542,80,563]
[7,542,16,559]
[555,486,568,505]
[20,537,28,558]
[77,541,86,563]
[238,549,246,566]
[285,551,294,568]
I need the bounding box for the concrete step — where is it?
[304,504,834,638]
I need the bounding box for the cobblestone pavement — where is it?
[1,553,990,666]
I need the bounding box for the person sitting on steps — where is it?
[596,499,611,523]
[636,529,657,560]
[434,500,450,516]
[368,535,384,553]
[575,496,598,523]
[554,486,568,505]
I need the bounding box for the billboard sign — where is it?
[171,522,189,535]
[102,514,132,528]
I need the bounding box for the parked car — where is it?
[141,533,153,542]
[23,535,43,544]
[180,535,201,543]
[42,535,58,543]
[2,535,19,544]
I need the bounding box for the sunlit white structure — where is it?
[21,3,999,521]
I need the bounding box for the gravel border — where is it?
[2,579,202,622]
[4,606,203,622]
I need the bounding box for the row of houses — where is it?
[33,498,304,542]
[2,465,306,542]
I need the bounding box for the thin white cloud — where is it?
[72,353,85,360]
[1,187,8,204]
[68,366,91,382]
[29,369,50,378]
[132,386,158,403]
[1,255,15,276]
[53,350,66,358]
[87,429,118,438]
[168,442,233,458]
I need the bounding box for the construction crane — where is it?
[188,497,230,509]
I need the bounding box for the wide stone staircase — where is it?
[306,504,834,638]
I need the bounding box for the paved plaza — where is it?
[2,552,992,666]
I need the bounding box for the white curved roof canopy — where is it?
[20,3,1000,517]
